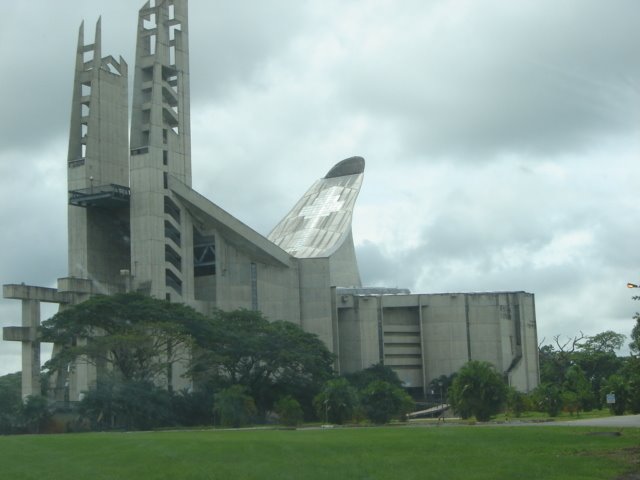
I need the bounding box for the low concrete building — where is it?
[2,0,539,400]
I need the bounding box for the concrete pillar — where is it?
[21,299,41,399]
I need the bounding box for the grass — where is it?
[0,426,638,479]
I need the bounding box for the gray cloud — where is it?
[1,0,639,375]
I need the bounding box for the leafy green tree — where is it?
[601,374,629,415]
[563,365,595,413]
[428,374,455,405]
[345,363,403,390]
[214,385,257,428]
[22,395,51,434]
[582,331,625,353]
[41,293,203,385]
[532,383,562,417]
[313,378,359,425]
[79,376,173,431]
[189,309,334,417]
[540,331,626,410]
[573,331,625,409]
[449,361,507,421]
[631,320,640,356]
[560,390,580,416]
[360,380,414,424]
[622,357,640,414]
[0,373,22,434]
[275,395,304,427]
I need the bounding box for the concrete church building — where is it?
[3,0,539,401]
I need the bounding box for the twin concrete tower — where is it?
[3,0,539,401]
[69,1,192,302]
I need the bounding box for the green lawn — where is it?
[0,426,637,479]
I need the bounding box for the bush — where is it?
[214,386,257,428]
[505,387,528,418]
[275,396,304,427]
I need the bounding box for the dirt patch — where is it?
[610,447,640,479]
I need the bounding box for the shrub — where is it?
[214,385,257,428]
[275,396,304,427]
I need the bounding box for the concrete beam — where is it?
[3,327,33,342]
[169,176,292,267]
[3,284,66,304]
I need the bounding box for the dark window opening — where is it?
[164,196,181,224]
[164,220,181,247]
[165,269,182,295]
[163,150,168,166]
[165,244,182,270]
[193,228,215,277]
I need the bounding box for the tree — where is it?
[0,373,22,434]
[313,378,359,425]
[538,333,586,386]
[573,331,625,409]
[532,383,562,417]
[188,309,334,417]
[449,361,507,422]
[630,310,640,355]
[79,376,173,431]
[428,374,456,405]
[601,374,629,415]
[582,331,625,353]
[360,380,414,424]
[540,331,626,410]
[22,395,51,434]
[345,363,403,390]
[41,293,203,385]
[214,385,257,428]
[562,365,595,414]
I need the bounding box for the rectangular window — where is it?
[163,150,168,166]
[163,172,168,189]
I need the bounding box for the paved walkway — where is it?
[548,414,640,428]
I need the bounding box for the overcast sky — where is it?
[1,0,639,375]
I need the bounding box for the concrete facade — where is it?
[335,291,539,393]
[3,0,539,401]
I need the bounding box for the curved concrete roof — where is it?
[268,157,365,258]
